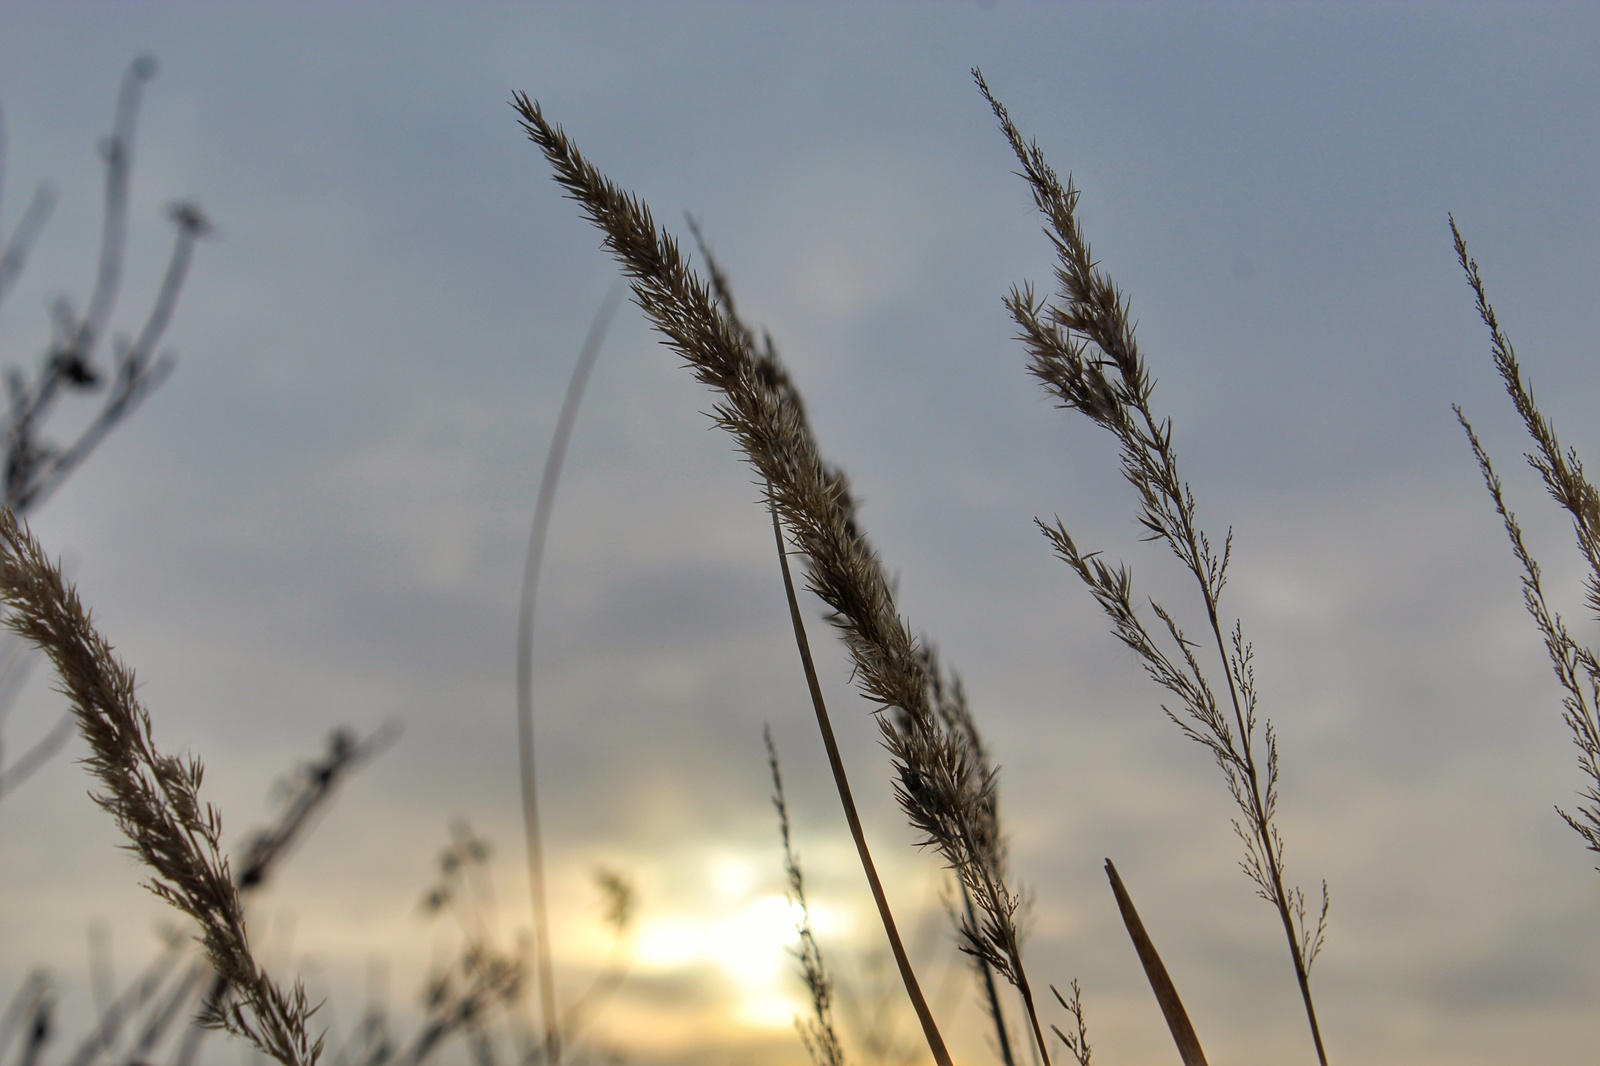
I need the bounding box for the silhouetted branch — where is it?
[0,55,210,514]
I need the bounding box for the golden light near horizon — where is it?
[630,853,855,1030]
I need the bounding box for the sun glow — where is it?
[637,893,803,979]
[631,854,856,1032]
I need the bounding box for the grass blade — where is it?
[1103,860,1207,1066]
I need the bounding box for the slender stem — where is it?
[62,934,188,1066]
[515,287,622,1066]
[1200,594,1325,1066]
[75,57,155,360]
[1012,966,1051,1066]
[1131,342,1326,1065]
[959,881,1016,1066]
[768,496,953,1066]
[0,185,56,312]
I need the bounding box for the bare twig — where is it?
[1,55,210,514]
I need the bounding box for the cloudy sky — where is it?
[2,4,1598,1065]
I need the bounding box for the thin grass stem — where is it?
[765,725,848,1066]
[976,68,1328,1063]
[1451,217,1600,864]
[514,286,622,1066]
[0,708,70,801]
[768,495,953,1066]
[957,879,1016,1066]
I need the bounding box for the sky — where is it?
[1,4,1599,1065]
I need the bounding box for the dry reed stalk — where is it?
[683,214,1027,1066]
[688,208,947,1056]
[766,726,849,1066]
[1451,217,1600,864]
[975,69,1329,1064]
[515,286,623,1066]
[764,489,950,1066]
[516,92,1065,1066]
[0,506,319,1066]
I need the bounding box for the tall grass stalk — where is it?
[920,644,1018,1066]
[515,91,1072,1066]
[0,506,319,1066]
[1451,217,1600,864]
[765,725,848,1066]
[515,286,623,1066]
[975,70,1329,1063]
[764,490,951,1066]
[684,215,1022,1066]
[681,217,957,1063]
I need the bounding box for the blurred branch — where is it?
[178,723,403,1066]
[0,972,49,1066]
[0,54,211,514]
[0,101,57,316]
[557,867,634,1052]
[61,929,188,1066]
[0,709,68,802]
[407,826,527,1066]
